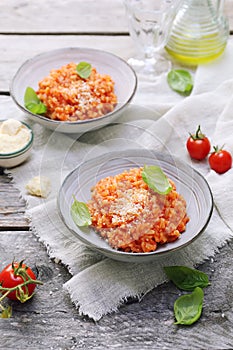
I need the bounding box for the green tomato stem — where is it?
[0,261,43,318]
[0,278,43,293]
[195,125,201,139]
[0,290,11,302]
[0,275,43,317]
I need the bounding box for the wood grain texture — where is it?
[0,0,232,34]
[0,35,134,92]
[0,225,233,350]
[0,172,29,229]
[0,0,128,34]
[225,0,233,32]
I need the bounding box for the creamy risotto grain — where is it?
[87,167,189,253]
[36,62,117,121]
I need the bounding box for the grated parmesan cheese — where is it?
[0,119,31,154]
[109,188,148,223]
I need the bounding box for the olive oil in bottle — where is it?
[166,0,229,65]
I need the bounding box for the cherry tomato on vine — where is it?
[209,146,232,174]
[186,125,211,160]
[0,261,37,301]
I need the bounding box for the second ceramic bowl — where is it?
[10,47,137,134]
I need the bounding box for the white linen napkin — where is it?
[7,39,233,321]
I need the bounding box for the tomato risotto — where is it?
[87,167,189,253]
[36,62,117,121]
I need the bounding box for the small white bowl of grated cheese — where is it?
[0,119,33,168]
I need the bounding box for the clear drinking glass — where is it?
[124,0,180,78]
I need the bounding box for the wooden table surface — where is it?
[1,1,233,349]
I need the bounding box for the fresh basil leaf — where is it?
[24,86,41,105]
[76,62,92,79]
[141,165,172,195]
[71,196,92,227]
[164,266,210,291]
[167,69,193,95]
[26,102,47,115]
[24,87,47,114]
[174,287,204,325]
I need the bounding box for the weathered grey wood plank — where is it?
[225,0,233,32]
[0,35,134,92]
[0,217,29,229]
[0,0,233,34]
[0,173,29,229]
[0,0,128,34]
[0,229,233,350]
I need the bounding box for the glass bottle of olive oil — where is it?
[165,0,229,65]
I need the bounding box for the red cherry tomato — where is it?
[186,125,211,160]
[209,146,232,174]
[0,262,36,301]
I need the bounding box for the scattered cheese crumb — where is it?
[26,176,51,198]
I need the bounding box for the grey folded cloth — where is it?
[8,40,233,320]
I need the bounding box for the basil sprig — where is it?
[76,62,92,79]
[174,287,204,325]
[164,266,210,326]
[71,196,92,227]
[164,266,210,291]
[24,87,47,115]
[142,165,172,195]
[167,69,193,95]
